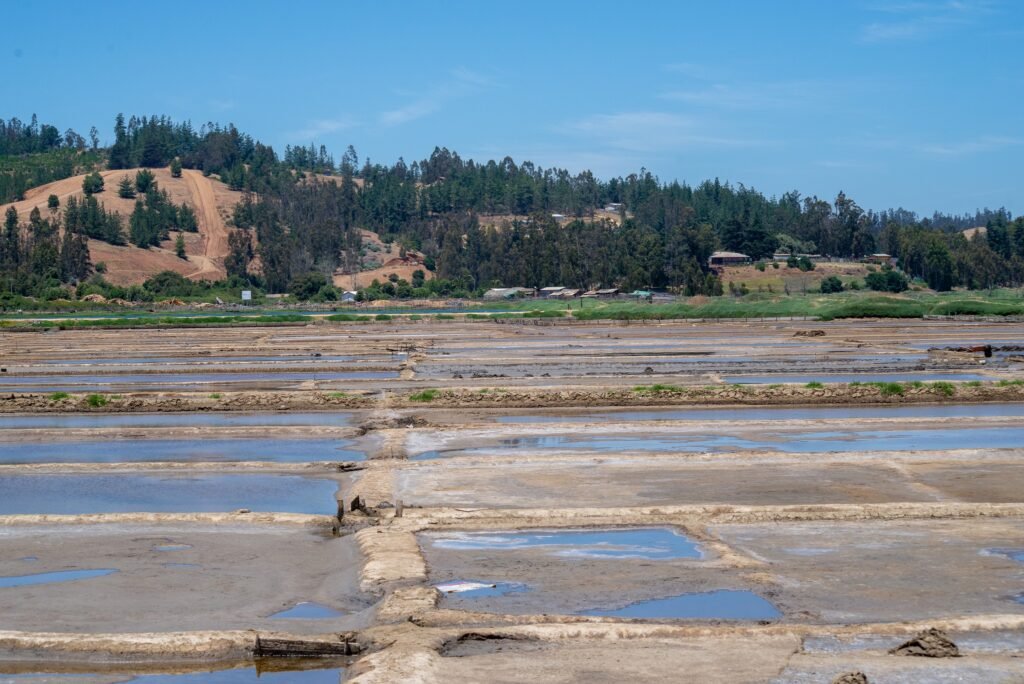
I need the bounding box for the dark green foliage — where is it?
[175,233,186,259]
[142,270,194,296]
[865,267,909,293]
[287,271,329,300]
[819,275,844,293]
[63,195,124,245]
[129,188,192,247]
[81,171,104,195]
[135,169,156,193]
[225,229,253,279]
[47,194,59,210]
[117,175,136,199]
[170,157,182,178]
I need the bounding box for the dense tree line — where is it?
[3,112,1021,298]
[0,115,101,202]
[2,205,90,295]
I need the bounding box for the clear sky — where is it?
[3,1,1021,216]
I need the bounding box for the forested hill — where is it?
[1,113,1021,301]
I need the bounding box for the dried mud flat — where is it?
[1,319,1023,682]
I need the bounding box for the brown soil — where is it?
[0,168,243,285]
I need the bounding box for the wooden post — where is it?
[395,499,404,518]
[335,494,345,521]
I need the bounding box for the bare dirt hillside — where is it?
[962,226,986,240]
[0,168,243,285]
[333,229,432,290]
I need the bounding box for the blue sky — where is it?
[3,0,1021,216]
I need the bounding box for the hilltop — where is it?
[1,168,240,285]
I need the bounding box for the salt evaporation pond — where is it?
[0,474,338,515]
[581,589,781,620]
[0,412,355,429]
[0,438,364,464]
[426,527,702,560]
[417,426,1024,458]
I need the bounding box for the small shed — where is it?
[709,251,752,267]
[865,253,894,265]
[539,286,567,298]
[341,291,358,303]
[553,288,581,299]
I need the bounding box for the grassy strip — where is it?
[31,314,314,329]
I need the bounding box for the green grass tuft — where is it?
[409,388,439,402]
[86,393,107,407]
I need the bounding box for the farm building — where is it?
[582,288,620,299]
[539,286,567,298]
[483,287,536,300]
[708,251,752,267]
[865,253,895,265]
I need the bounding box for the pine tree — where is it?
[82,172,104,195]
[135,169,156,194]
[117,175,136,199]
[175,233,186,259]
[170,157,182,178]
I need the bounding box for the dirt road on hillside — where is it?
[182,169,229,280]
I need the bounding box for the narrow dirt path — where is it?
[182,169,228,280]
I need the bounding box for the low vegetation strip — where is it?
[3,381,1023,414]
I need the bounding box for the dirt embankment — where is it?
[3,381,1024,413]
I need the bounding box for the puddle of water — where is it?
[984,548,1024,563]
[435,580,529,598]
[581,589,780,620]
[426,528,702,560]
[0,412,354,429]
[497,403,1024,424]
[162,563,201,569]
[153,544,192,552]
[725,372,989,384]
[421,426,1024,458]
[0,438,364,464]
[18,557,38,562]
[268,602,343,619]
[0,474,338,515]
[0,568,117,588]
[0,370,397,393]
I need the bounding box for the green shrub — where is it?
[86,393,107,407]
[326,391,347,398]
[805,381,823,389]
[49,391,70,401]
[819,276,844,294]
[931,381,955,396]
[409,388,439,402]
[873,382,904,396]
[965,380,982,387]
[209,393,222,399]
[633,384,683,394]
[375,314,392,321]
